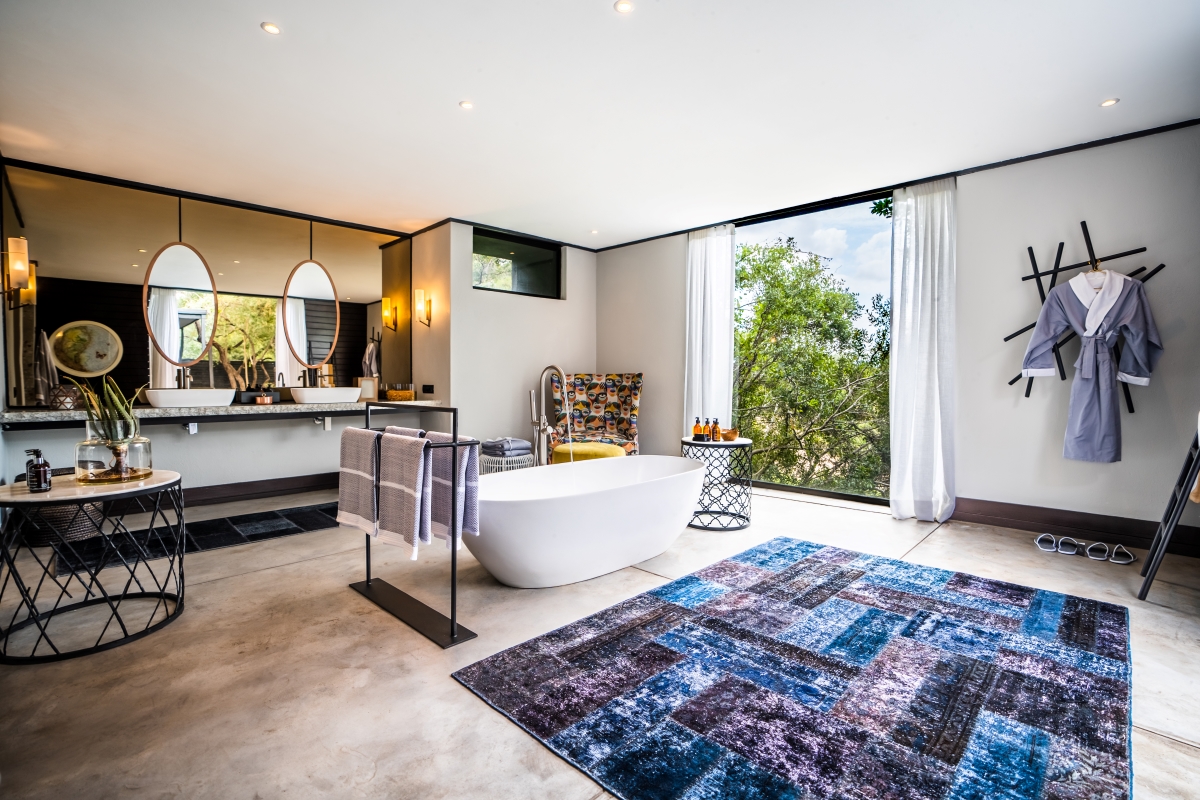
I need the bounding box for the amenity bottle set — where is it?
[691,417,722,442]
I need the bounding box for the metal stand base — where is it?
[689,512,751,531]
[350,579,477,649]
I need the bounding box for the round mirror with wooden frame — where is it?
[142,242,219,368]
[282,259,340,370]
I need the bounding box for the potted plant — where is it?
[69,377,153,483]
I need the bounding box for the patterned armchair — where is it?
[550,373,642,456]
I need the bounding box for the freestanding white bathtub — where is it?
[466,455,705,588]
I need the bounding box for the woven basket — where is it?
[49,385,83,410]
[14,468,103,546]
[480,453,535,475]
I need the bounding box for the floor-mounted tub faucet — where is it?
[532,365,570,466]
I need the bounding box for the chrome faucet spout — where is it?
[534,365,568,466]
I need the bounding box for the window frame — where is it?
[471,228,563,300]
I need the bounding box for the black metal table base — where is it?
[682,438,753,532]
[689,511,751,531]
[0,481,186,664]
[349,578,477,648]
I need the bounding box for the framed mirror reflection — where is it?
[0,164,412,408]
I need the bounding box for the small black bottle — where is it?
[25,449,51,493]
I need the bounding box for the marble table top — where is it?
[0,470,182,504]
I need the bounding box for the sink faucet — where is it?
[277,372,286,388]
[532,365,571,466]
[175,368,192,389]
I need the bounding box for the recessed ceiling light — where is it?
[459,100,473,109]
[591,230,599,234]
[1100,98,1119,107]
[261,22,280,35]
[138,249,146,253]
[233,260,240,263]
[509,252,515,255]
[614,0,634,12]
[218,272,225,275]
[132,264,138,267]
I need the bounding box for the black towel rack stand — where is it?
[349,401,479,649]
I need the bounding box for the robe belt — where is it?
[1075,332,1115,380]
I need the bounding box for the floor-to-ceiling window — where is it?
[734,199,892,498]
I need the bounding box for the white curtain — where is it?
[147,288,180,389]
[889,178,957,522]
[275,297,307,387]
[684,224,736,436]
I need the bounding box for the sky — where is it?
[735,200,893,321]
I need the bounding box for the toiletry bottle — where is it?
[25,449,51,493]
[692,417,703,440]
[712,418,722,441]
[703,418,711,442]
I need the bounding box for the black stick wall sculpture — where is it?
[1005,221,1165,413]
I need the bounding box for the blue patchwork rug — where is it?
[452,537,1132,800]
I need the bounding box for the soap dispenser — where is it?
[25,449,51,493]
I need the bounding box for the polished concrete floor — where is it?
[0,488,1197,798]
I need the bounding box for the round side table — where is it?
[680,437,752,530]
[0,470,185,664]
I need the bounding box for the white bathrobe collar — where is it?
[1069,270,1127,337]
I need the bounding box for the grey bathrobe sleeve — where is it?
[1021,293,1071,379]
[1112,280,1164,386]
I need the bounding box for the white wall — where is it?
[956,125,1200,523]
[596,234,688,457]
[450,234,597,440]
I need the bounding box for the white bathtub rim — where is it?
[477,455,703,504]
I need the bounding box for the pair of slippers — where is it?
[1035,534,1136,565]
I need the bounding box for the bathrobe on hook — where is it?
[1022,269,1163,463]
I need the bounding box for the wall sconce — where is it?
[3,238,34,308]
[381,296,397,331]
[415,289,432,327]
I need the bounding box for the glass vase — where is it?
[75,420,153,484]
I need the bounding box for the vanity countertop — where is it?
[0,400,444,430]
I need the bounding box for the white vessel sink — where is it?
[145,389,236,408]
[291,387,363,404]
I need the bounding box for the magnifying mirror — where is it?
[142,242,219,368]
[282,259,339,369]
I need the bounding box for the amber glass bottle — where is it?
[692,417,703,440]
[712,418,722,441]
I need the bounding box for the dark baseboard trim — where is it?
[184,473,339,507]
[952,497,1198,559]
[751,481,890,507]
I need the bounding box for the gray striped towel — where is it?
[377,433,432,559]
[424,430,479,549]
[385,426,425,438]
[337,427,381,534]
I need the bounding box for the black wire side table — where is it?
[0,470,185,664]
[680,437,752,531]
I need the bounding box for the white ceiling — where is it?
[1,1,1198,250]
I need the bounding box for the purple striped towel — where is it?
[337,427,380,534]
[385,426,425,438]
[424,430,479,549]
[377,433,432,559]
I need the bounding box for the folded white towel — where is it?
[337,427,380,535]
[424,430,480,549]
[377,433,432,559]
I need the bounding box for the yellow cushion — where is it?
[552,442,626,463]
